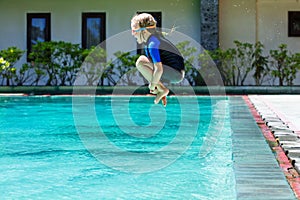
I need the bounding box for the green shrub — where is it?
[2,40,299,87]
[269,44,300,86]
[205,47,237,86]
[176,41,207,86]
[252,42,269,85]
[0,47,25,86]
[28,41,85,86]
[107,51,140,86]
[80,46,107,86]
[14,63,35,86]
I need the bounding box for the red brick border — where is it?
[243,95,300,199]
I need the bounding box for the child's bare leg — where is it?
[154,83,169,106]
[150,88,159,94]
[136,56,168,106]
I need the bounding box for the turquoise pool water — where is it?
[0,96,235,199]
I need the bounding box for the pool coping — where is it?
[244,96,300,199]
[1,86,300,96]
[230,96,297,199]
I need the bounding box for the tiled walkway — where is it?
[230,97,296,200]
[249,95,300,198]
[249,95,300,132]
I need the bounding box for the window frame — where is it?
[26,13,51,59]
[82,12,106,49]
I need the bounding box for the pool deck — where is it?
[244,95,300,199]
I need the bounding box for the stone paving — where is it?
[248,95,300,199]
[230,96,296,200]
[249,95,300,174]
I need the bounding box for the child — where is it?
[131,13,185,106]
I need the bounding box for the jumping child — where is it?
[131,13,185,106]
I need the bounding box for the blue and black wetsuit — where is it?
[144,33,185,82]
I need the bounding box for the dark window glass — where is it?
[288,11,300,37]
[82,13,106,49]
[27,13,51,59]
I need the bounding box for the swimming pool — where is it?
[0,95,235,199]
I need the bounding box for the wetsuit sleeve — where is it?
[148,36,161,63]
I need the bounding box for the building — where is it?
[0,0,202,60]
[0,0,299,85]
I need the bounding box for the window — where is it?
[27,13,51,59]
[136,11,162,54]
[288,11,300,37]
[82,13,106,49]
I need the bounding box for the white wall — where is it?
[220,0,300,53]
[219,0,257,48]
[258,0,300,53]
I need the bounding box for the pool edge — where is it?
[2,86,300,96]
[244,95,300,199]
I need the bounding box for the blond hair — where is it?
[131,13,157,29]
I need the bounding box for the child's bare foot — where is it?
[161,96,167,107]
[154,87,169,106]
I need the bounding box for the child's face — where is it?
[131,23,144,44]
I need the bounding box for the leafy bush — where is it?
[28,41,85,86]
[0,57,11,85]
[107,51,140,86]
[0,47,25,86]
[233,41,255,86]
[205,47,237,86]
[79,49,140,86]
[80,46,107,86]
[14,63,35,86]
[252,42,269,85]
[269,44,300,86]
[204,41,280,86]
[0,57,10,69]
[176,41,207,86]
[1,40,299,87]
